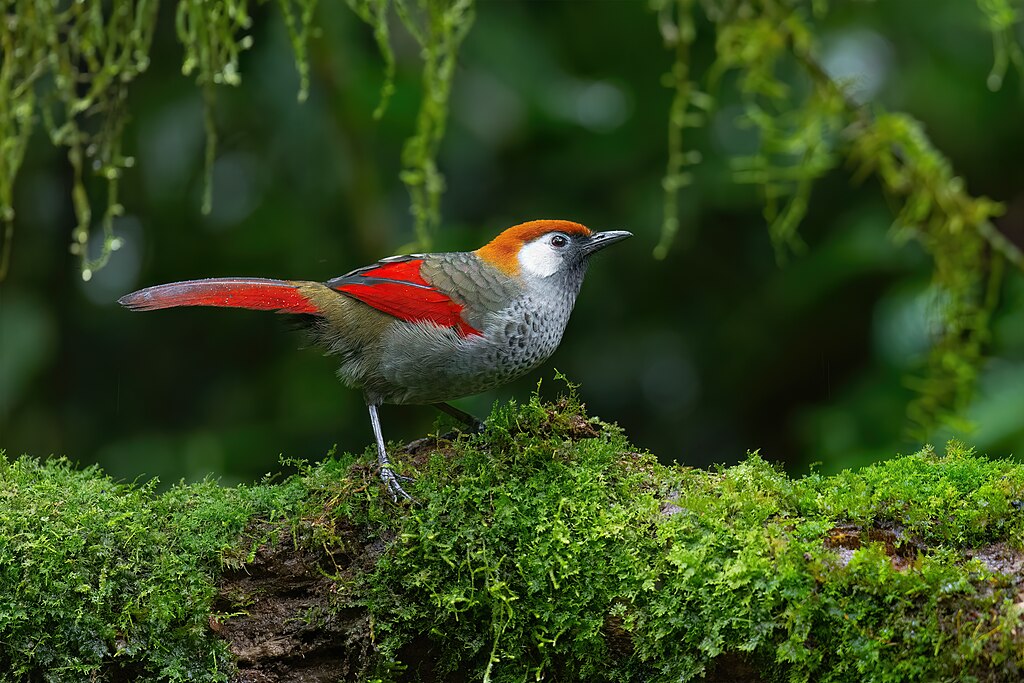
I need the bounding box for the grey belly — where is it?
[362,315,564,405]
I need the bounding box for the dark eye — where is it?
[550,234,568,248]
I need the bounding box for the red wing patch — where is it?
[330,258,481,337]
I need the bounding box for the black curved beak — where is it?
[581,230,633,256]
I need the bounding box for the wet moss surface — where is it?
[3,386,1024,681]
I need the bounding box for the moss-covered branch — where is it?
[2,392,1024,681]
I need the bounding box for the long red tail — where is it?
[118,278,319,314]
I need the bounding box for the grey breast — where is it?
[375,253,583,404]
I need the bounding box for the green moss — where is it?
[628,446,1024,683]
[804,441,1024,546]
[362,391,1024,682]
[3,389,1024,681]
[367,391,656,680]
[0,456,296,681]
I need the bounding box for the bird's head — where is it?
[476,220,632,280]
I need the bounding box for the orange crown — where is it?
[475,219,591,277]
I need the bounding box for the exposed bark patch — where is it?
[660,500,685,517]
[824,522,925,570]
[217,520,388,683]
[704,654,766,683]
[967,542,1024,575]
[602,613,635,660]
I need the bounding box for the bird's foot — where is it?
[380,465,414,502]
[367,402,415,502]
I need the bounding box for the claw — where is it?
[380,465,413,502]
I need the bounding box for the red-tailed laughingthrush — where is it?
[119,219,632,500]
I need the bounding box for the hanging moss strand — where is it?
[396,0,475,251]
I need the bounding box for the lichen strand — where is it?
[977,0,1024,91]
[653,0,1024,436]
[173,0,315,212]
[346,0,398,119]
[344,0,476,251]
[175,0,250,216]
[847,112,1005,438]
[0,0,158,280]
[718,12,847,261]
[0,0,319,280]
[4,394,1024,680]
[395,0,475,251]
[651,0,706,260]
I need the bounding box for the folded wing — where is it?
[327,257,481,337]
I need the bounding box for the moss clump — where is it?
[368,391,659,681]
[629,446,1024,683]
[365,390,1024,682]
[805,440,1024,546]
[0,456,297,681]
[3,389,1024,681]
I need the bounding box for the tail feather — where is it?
[118,278,319,314]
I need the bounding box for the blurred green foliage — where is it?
[652,0,1022,435]
[1,1,1023,485]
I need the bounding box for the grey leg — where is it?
[367,403,412,502]
[433,402,486,433]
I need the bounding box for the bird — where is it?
[118,219,632,501]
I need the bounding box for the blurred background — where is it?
[2,2,1023,486]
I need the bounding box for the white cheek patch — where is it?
[517,240,563,278]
